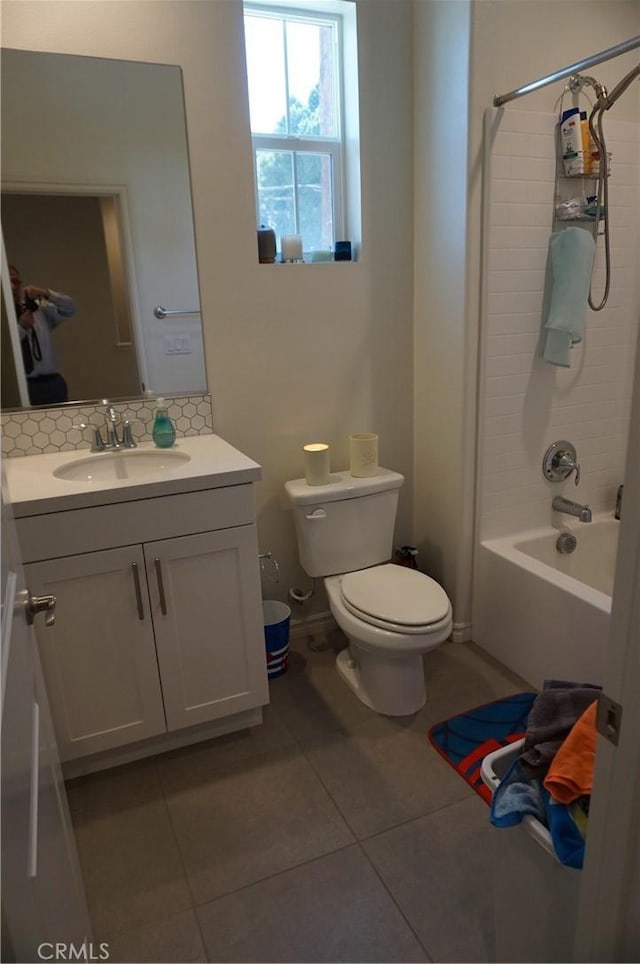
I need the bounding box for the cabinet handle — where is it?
[131,563,144,621]
[154,557,168,615]
[23,589,56,627]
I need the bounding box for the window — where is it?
[244,3,353,258]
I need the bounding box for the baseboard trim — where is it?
[290,610,336,640]
[452,622,473,643]
[62,707,264,779]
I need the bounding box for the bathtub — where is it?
[472,515,618,688]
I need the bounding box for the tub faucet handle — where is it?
[615,484,623,520]
[557,451,581,485]
[542,440,581,485]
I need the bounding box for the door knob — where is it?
[22,589,56,627]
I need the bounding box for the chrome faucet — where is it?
[100,400,138,450]
[552,495,592,523]
[103,401,122,449]
[72,420,106,452]
[73,403,138,452]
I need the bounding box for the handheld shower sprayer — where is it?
[569,63,640,310]
[596,63,640,110]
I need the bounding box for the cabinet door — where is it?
[26,547,166,760]
[145,525,269,730]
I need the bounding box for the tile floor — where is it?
[66,631,530,963]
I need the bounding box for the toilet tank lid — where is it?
[285,468,404,505]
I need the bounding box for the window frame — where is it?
[244,3,347,252]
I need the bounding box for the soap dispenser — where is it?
[152,398,176,448]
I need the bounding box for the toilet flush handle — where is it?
[305,508,327,520]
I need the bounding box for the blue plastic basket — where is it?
[263,600,291,678]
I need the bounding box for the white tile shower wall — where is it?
[1,394,213,457]
[478,110,639,539]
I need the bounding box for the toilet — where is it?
[284,468,453,715]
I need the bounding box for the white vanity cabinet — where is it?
[26,521,266,761]
[8,437,270,774]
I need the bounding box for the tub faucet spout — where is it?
[552,495,592,523]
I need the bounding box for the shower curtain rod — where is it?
[493,35,640,107]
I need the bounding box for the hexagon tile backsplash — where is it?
[2,394,213,458]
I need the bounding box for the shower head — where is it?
[569,72,607,98]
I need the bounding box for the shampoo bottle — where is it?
[152,398,176,448]
[580,112,592,174]
[560,107,584,175]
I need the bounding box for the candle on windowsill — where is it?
[304,443,330,485]
[281,235,303,262]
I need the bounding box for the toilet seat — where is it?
[340,564,451,634]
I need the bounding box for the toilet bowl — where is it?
[325,566,453,715]
[284,468,453,716]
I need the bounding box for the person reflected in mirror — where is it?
[9,264,76,406]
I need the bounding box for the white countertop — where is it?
[5,434,262,517]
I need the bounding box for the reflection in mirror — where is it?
[4,191,141,405]
[1,48,207,410]
[1,273,22,408]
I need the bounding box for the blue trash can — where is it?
[263,600,291,678]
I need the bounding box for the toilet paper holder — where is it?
[259,551,280,583]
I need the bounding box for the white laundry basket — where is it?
[481,740,581,963]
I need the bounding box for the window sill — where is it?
[258,257,358,266]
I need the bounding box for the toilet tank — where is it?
[284,469,404,577]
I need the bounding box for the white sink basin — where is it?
[53,449,191,482]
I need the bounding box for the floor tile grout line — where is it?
[355,838,435,964]
[189,839,358,908]
[156,764,210,958]
[294,717,477,845]
[355,792,495,964]
[153,732,358,926]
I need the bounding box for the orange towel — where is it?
[543,699,598,804]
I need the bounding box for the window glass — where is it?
[256,149,295,237]
[245,5,347,256]
[245,14,287,134]
[285,19,338,138]
[297,153,334,250]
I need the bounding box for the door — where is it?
[26,545,166,760]
[573,336,640,961]
[1,471,91,959]
[145,525,269,730]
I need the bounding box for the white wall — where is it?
[2,0,415,613]
[413,0,474,637]
[478,111,639,538]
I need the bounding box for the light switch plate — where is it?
[164,335,193,355]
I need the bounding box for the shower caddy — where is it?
[553,86,609,238]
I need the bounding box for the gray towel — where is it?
[519,679,601,779]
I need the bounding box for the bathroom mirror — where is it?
[1,48,207,410]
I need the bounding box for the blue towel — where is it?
[541,785,586,870]
[490,757,546,828]
[542,227,596,367]
[490,757,586,869]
